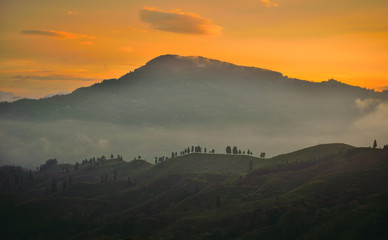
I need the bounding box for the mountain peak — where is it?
[144,54,232,68]
[138,54,283,79]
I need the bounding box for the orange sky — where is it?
[1,0,387,98]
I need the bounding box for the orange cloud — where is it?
[140,7,222,36]
[12,73,95,82]
[118,47,134,53]
[261,0,279,7]
[67,10,79,15]
[21,30,95,40]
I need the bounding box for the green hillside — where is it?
[1,144,387,240]
[139,153,263,181]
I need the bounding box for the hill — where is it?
[0,54,387,167]
[1,143,387,239]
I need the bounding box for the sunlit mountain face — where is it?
[1,55,387,167]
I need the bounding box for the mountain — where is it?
[0,55,387,167]
[1,144,387,239]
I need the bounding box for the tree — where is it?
[62,178,68,189]
[233,146,238,155]
[226,146,231,154]
[260,152,266,158]
[28,170,34,180]
[110,153,114,159]
[50,179,57,193]
[216,195,221,208]
[373,139,377,149]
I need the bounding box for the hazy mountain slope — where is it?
[0,54,387,167]
[1,54,385,124]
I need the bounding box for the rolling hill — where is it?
[1,143,387,239]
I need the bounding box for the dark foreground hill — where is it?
[1,144,387,240]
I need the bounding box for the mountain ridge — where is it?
[0,54,387,167]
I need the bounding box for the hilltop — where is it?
[1,143,387,239]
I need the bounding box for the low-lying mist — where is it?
[1,98,387,168]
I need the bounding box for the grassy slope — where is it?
[1,144,387,240]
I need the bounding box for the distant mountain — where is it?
[0,54,387,167]
[1,54,386,124]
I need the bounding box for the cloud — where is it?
[129,27,148,33]
[140,7,222,36]
[67,10,79,15]
[118,47,134,53]
[12,74,95,82]
[351,101,388,139]
[0,91,20,102]
[261,0,279,7]
[21,30,95,40]
[354,98,381,113]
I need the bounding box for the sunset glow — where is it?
[1,0,387,98]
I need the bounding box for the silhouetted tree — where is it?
[155,157,157,164]
[50,179,57,193]
[238,149,242,154]
[226,146,231,154]
[28,170,33,180]
[216,195,221,208]
[62,178,68,189]
[111,153,114,159]
[233,146,238,155]
[373,139,377,149]
[260,152,266,158]
[204,148,207,153]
